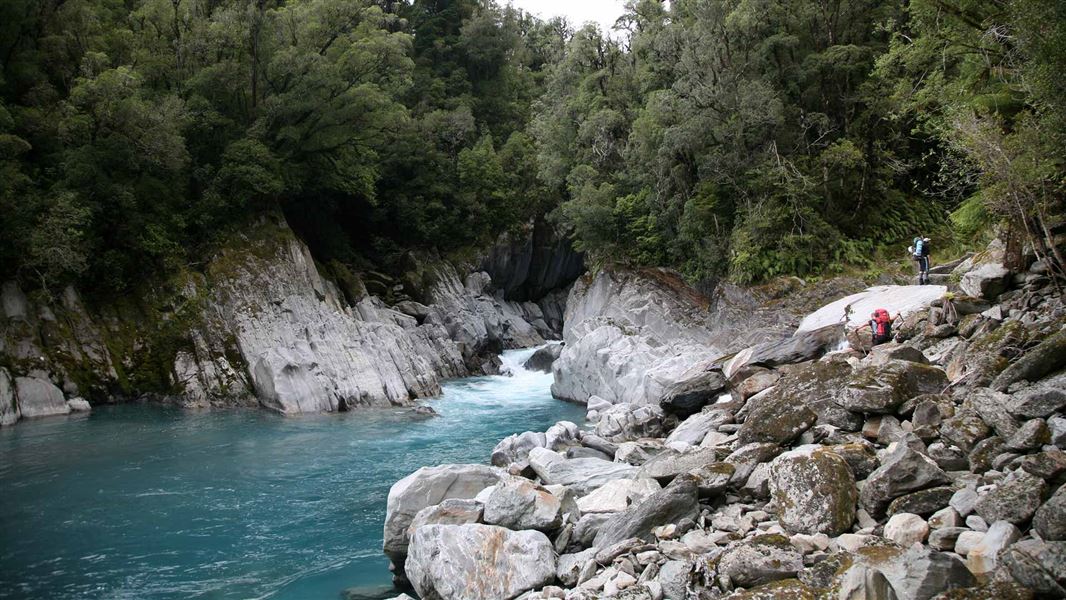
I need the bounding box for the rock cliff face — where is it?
[0,215,568,423]
[551,268,821,406]
[480,220,585,302]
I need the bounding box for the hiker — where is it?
[854,308,896,347]
[909,236,932,285]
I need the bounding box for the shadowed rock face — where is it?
[480,219,585,303]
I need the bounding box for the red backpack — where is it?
[871,309,892,340]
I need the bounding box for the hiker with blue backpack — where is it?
[910,236,931,285]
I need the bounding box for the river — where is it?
[0,345,583,600]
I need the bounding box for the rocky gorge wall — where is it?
[0,215,581,425]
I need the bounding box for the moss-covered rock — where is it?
[769,445,857,536]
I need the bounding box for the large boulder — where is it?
[1001,539,1066,598]
[724,324,844,377]
[593,474,699,548]
[527,447,638,495]
[491,431,546,468]
[797,285,946,332]
[738,359,863,432]
[665,409,732,446]
[960,263,1012,300]
[1034,484,1066,541]
[14,375,70,419]
[838,360,949,414]
[659,368,728,418]
[406,524,556,600]
[991,328,1066,392]
[715,534,804,589]
[768,445,857,536]
[595,403,666,442]
[383,464,504,562]
[483,478,562,531]
[523,344,563,373]
[833,543,975,600]
[859,445,950,517]
[407,499,483,534]
[637,448,719,483]
[1008,375,1066,419]
[551,268,788,405]
[974,471,1047,526]
[737,391,816,445]
[965,388,1021,440]
[576,478,661,514]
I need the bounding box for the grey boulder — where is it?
[974,470,1047,526]
[595,403,666,442]
[715,534,803,589]
[593,474,699,548]
[527,447,638,495]
[406,524,556,600]
[384,464,504,561]
[483,478,562,531]
[768,445,857,536]
[859,445,950,517]
[14,375,70,419]
[1034,484,1066,541]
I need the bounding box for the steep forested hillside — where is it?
[1,0,1063,295]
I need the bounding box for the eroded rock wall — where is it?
[0,215,563,422]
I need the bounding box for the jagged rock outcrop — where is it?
[1,215,568,423]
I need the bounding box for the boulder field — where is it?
[383,245,1066,600]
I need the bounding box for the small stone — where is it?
[884,513,929,546]
[887,486,955,517]
[927,443,969,471]
[66,397,91,411]
[966,515,988,532]
[1020,449,1066,480]
[966,520,1021,575]
[1004,419,1051,451]
[789,533,830,554]
[929,527,967,551]
[974,471,1047,525]
[855,509,877,530]
[968,436,1005,473]
[954,531,985,556]
[949,488,979,517]
[1033,484,1066,541]
[929,507,960,530]
[1051,416,1066,449]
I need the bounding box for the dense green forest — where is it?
[1,0,1063,295]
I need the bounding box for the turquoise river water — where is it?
[0,346,584,600]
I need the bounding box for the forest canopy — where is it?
[1,0,1063,294]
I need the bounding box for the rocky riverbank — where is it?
[382,243,1066,600]
[0,215,582,424]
